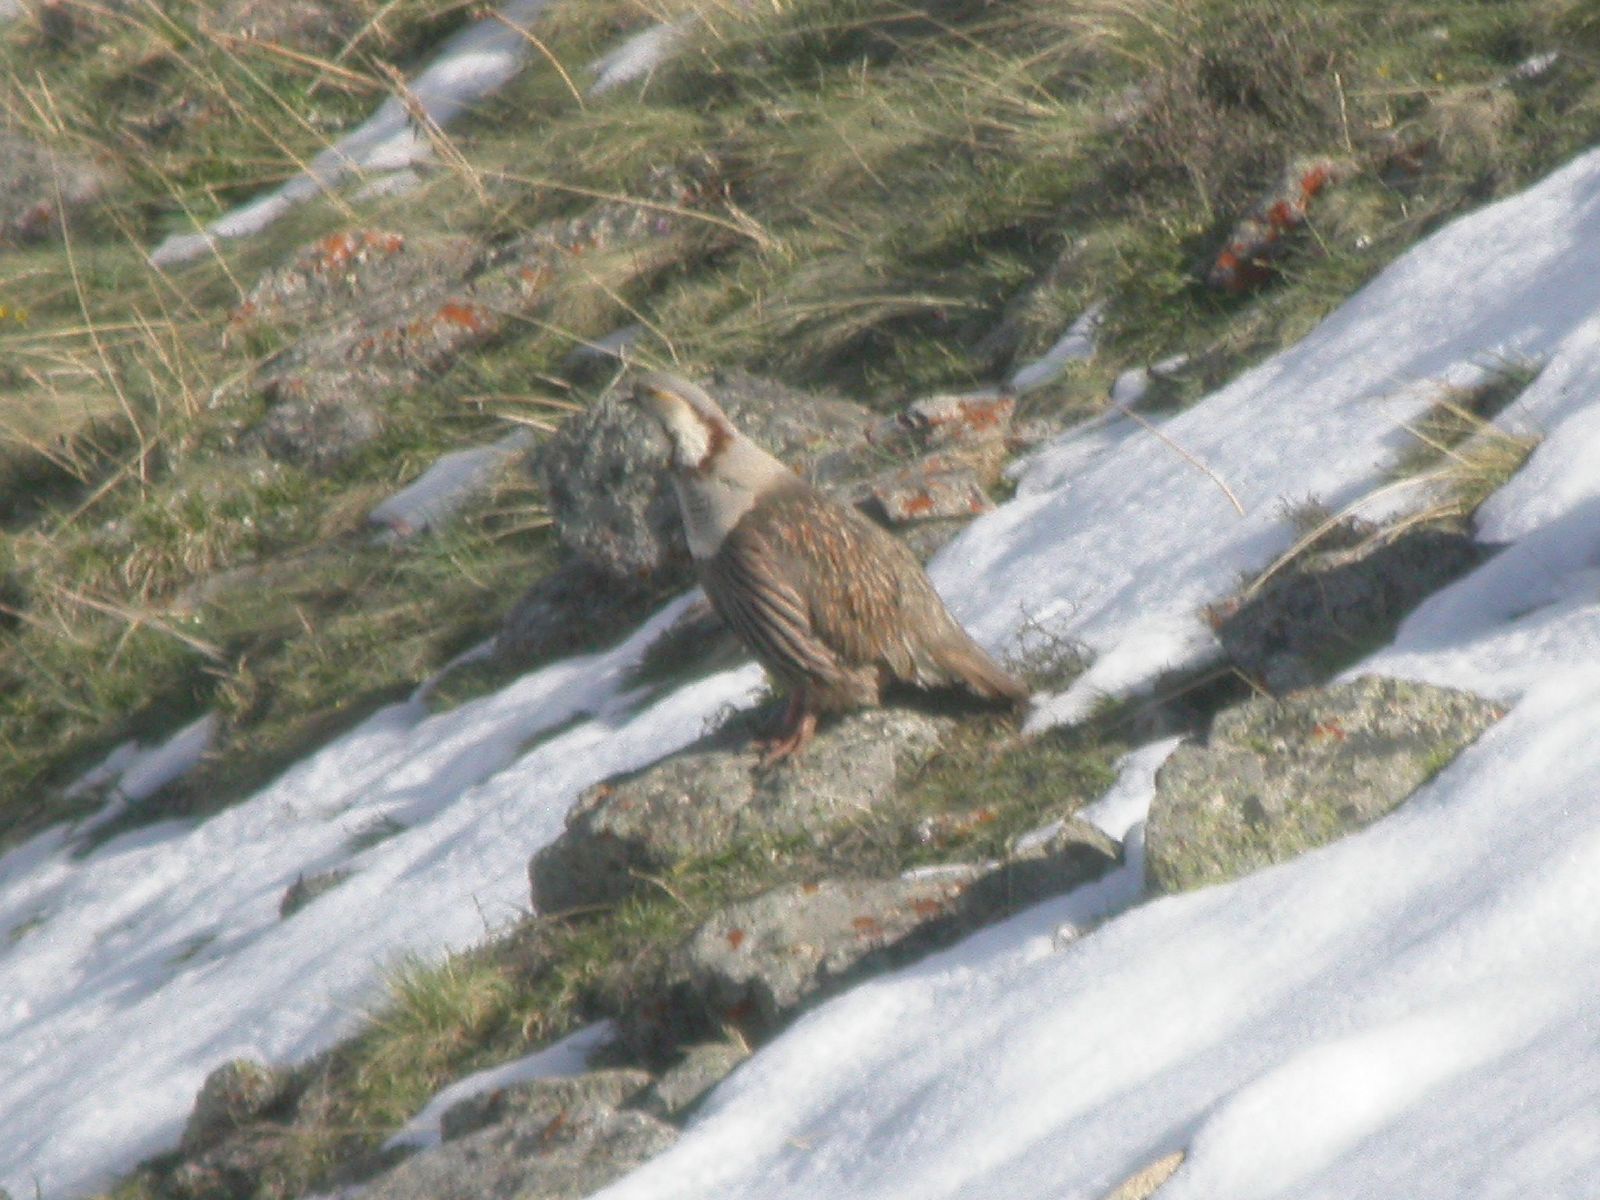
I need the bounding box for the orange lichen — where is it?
[1208,158,1345,293]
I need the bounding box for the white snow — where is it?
[66,712,219,839]
[369,430,535,538]
[588,20,692,96]
[1007,303,1104,394]
[149,1,553,267]
[5,113,1600,1200]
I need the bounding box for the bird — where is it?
[629,370,1028,765]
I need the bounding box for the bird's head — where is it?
[629,370,735,475]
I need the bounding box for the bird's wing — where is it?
[703,515,848,689]
[744,488,931,672]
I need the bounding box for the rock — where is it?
[228,230,474,343]
[252,377,385,471]
[0,133,111,245]
[538,369,874,583]
[279,868,353,919]
[1214,521,1491,691]
[494,559,663,670]
[1207,158,1350,293]
[869,466,993,525]
[962,817,1121,912]
[650,820,1118,1043]
[169,1128,294,1200]
[438,1069,650,1142]
[1146,676,1502,892]
[180,1059,290,1155]
[638,1041,749,1119]
[622,597,747,692]
[237,161,704,472]
[529,707,950,914]
[668,874,978,1035]
[360,1071,675,1200]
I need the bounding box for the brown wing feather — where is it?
[703,482,1026,707]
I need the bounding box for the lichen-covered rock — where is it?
[661,822,1117,1040]
[360,1071,674,1200]
[1146,676,1502,892]
[529,707,951,914]
[537,370,873,583]
[669,873,980,1034]
[1213,520,1489,692]
[180,1059,291,1155]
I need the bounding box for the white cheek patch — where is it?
[668,406,712,470]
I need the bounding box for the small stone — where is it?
[180,1059,289,1156]
[870,466,993,525]
[279,869,353,919]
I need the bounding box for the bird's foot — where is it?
[756,697,817,770]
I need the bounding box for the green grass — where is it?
[4,0,1596,846]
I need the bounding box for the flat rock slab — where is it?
[660,818,1118,1039]
[363,1071,674,1200]
[530,707,951,914]
[1146,675,1502,892]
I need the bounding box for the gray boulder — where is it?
[669,873,980,1033]
[361,1071,674,1200]
[529,707,951,915]
[537,369,874,582]
[438,1069,650,1142]
[1146,675,1502,892]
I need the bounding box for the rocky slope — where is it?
[1,2,1599,1199]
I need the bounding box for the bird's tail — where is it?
[934,633,1030,706]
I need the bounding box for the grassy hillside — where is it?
[2,0,1597,1194]
[5,0,1595,848]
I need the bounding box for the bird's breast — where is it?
[672,473,757,561]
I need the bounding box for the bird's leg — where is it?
[757,691,817,769]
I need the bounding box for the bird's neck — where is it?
[672,436,795,561]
